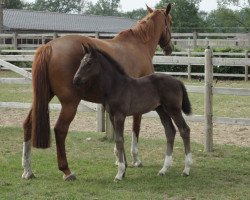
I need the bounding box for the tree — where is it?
[85,0,121,16]
[122,8,147,20]
[4,0,24,9]
[156,0,205,32]
[27,0,86,13]
[217,0,250,8]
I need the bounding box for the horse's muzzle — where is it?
[163,43,174,56]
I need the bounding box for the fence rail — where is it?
[1,32,250,49]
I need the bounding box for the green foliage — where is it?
[156,0,205,32]
[4,0,24,9]
[85,0,121,16]
[26,0,85,13]
[122,8,147,20]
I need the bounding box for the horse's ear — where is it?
[82,44,90,54]
[166,3,171,15]
[146,4,153,13]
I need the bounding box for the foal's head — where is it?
[73,45,100,87]
[148,3,173,55]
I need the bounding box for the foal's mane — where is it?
[95,49,127,76]
[117,10,163,43]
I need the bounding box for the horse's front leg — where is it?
[131,115,142,167]
[22,109,35,179]
[113,114,127,181]
[54,103,79,181]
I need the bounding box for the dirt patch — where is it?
[0,108,249,147]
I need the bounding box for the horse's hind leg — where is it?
[131,115,142,167]
[155,106,176,176]
[169,110,192,176]
[22,109,35,179]
[54,101,79,181]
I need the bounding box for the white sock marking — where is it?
[22,140,33,179]
[183,153,192,175]
[131,132,142,167]
[158,155,173,175]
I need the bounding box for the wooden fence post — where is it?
[95,31,106,132]
[187,49,191,80]
[193,31,197,49]
[245,50,249,82]
[13,32,18,49]
[204,47,213,152]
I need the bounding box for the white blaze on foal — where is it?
[22,140,34,179]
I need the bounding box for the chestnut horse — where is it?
[22,4,173,181]
[73,45,192,181]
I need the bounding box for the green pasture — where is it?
[0,127,249,200]
[1,73,250,118]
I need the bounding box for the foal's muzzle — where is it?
[73,76,83,87]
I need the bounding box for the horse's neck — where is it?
[114,12,164,57]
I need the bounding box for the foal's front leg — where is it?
[131,115,142,167]
[113,114,127,181]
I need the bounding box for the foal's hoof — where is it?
[63,173,76,181]
[132,160,143,167]
[157,171,166,176]
[182,171,190,177]
[22,172,35,180]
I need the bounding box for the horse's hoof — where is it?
[22,172,35,180]
[132,161,143,167]
[63,173,76,181]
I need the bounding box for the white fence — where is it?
[1,32,250,49]
[0,49,250,152]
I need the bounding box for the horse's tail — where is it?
[31,45,52,149]
[180,82,192,115]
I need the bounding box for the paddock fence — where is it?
[0,48,250,152]
[1,32,250,49]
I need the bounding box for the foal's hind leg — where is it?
[155,106,176,176]
[54,101,79,181]
[169,110,192,176]
[22,109,35,179]
[131,115,142,167]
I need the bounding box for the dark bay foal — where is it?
[73,45,192,181]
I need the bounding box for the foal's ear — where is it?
[146,4,153,13]
[166,3,171,15]
[82,44,90,54]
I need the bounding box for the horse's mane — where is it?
[117,10,163,43]
[96,49,127,76]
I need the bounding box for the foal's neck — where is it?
[98,53,131,95]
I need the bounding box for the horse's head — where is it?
[148,3,173,55]
[73,44,100,87]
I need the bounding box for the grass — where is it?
[0,127,250,200]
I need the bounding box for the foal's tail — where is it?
[31,45,52,148]
[180,82,192,115]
